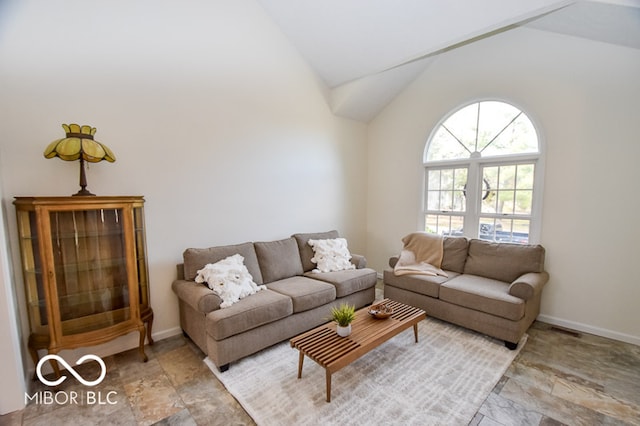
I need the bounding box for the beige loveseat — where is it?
[172,230,377,371]
[383,237,548,349]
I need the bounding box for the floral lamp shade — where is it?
[43,123,116,196]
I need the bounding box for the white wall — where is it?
[0,182,27,413]
[367,27,640,345]
[0,0,367,412]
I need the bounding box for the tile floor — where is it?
[2,300,639,425]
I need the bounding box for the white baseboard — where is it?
[377,272,383,280]
[151,326,183,342]
[537,314,640,346]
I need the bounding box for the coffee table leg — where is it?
[326,370,332,402]
[413,323,419,343]
[297,352,304,378]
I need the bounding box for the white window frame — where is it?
[422,99,545,244]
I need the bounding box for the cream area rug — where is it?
[205,317,526,426]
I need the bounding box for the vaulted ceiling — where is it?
[257,0,640,121]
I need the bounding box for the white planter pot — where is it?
[337,324,351,337]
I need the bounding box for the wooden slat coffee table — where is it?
[290,298,426,402]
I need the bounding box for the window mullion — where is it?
[465,162,481,238]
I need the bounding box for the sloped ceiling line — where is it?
[257,0,640,122]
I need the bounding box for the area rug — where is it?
[205,317,526,425]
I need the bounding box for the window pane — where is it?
[442,103,479,153]
[481,104,538,156]
[484,166,498,184]
[511,219,530,244]
[477,101,521,153]
[500,218,530,244]
[483,164,536,216]
[453,169,468,211]
[426,167,467,213]
[442,190,454,211]
[427,191,440,211]
[425,214,464,236]
[516,164,534,189]
[486,115,538,157]
[479,218,502,241]
[498,190,515,214]
[499,165,516,190]
[515,190,533,215]
[427,128,470,161]
[441,169,453,188]
[479,217,530,244]
[428,170,441,190]
[454,169,468,191]
[426,101,539,162]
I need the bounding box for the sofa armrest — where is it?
[351,253,368,269]
[171,279,222,314]
[389,256,399,269]
[508,271,549,301]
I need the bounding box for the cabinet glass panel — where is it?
[17,210,48,332]
[49,208,131,335]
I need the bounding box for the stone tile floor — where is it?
[2,319,638,425]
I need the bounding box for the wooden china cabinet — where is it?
[14,196,153,373]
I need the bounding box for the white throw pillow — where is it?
[308,238,356,273]
[195,254,266,308]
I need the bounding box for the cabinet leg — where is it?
[146,316,154,346]
[142,307,154,345]
[28,346,40,381]
[139,328,148,362]
[28,335,61,383]
[49,357,62,383]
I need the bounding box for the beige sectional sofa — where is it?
[383,237,548,349]
[172,230,377,371]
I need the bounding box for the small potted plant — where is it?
[330,303,356,337]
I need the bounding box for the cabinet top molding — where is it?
[14,196,145,207]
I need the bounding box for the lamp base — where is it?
[72,189,96,196]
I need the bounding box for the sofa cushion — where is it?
[440,275,525,321]
[304,268,377,298]
[206,289,292,340]
[442,237,469,273]
[463,239,546,283]
[267,276,336,313]
[382,269,458,298]
[254,237,304,283]
[292,230,340,272]
[183,242,263,284]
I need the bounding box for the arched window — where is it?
[424,100,543,244]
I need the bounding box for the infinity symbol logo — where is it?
[36,354,107,387]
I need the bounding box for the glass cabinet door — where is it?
[16,210,48,335]
[48,208,132,336]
